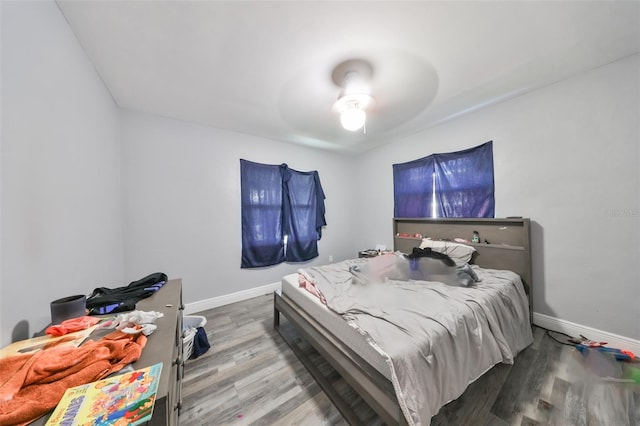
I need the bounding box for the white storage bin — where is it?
[182,315,207,360]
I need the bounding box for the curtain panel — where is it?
[393,141,495,218]
[240,159,326,268]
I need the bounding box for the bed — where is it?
[274,218,533,425]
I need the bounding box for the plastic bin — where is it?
[182,315,207,360]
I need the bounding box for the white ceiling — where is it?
[56,1,640,154]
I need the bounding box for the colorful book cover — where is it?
[46,362,163,426]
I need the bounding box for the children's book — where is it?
[46,362,163,426]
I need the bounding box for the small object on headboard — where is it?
[472,231,480,243]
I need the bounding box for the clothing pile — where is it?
[85,272,167,315]
[0,330,147,425]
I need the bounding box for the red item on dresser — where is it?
[45,316,100,336]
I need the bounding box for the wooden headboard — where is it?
[393,217,532,319]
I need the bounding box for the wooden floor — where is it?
[180,294,639,425]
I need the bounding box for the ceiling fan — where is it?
[332,59,375,132]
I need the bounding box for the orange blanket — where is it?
[0,330,147,426]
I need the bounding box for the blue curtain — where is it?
[393,155,435,218]
[282,167,326,262]
[241,159,326,268]
[241,160,285,268]
[393,141,494,218]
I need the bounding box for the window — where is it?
[393,141,494,218]
[240,159,326,268]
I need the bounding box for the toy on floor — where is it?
[572,337,639,385]
[575,344,636,362]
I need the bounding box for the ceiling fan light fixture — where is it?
[340,106,367,131]
[334,93,374,131]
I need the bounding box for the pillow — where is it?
[419,238,476,266]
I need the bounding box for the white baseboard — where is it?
[533,312,640,355]
[184,281,281,315]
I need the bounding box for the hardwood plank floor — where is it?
[180,294,639,425]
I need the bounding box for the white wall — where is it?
[120,110,355,305]
[353,54,640,340]
[0,1,124,346]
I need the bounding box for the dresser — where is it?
[134,278,184,426]
[31,278,184,426]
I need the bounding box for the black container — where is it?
[50,294,86,325]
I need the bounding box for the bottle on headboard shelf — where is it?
[472,231,480,243]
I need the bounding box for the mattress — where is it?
[281,273,392,380]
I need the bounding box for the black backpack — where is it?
[86,272,168,315]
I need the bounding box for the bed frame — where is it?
[274,217,531,425]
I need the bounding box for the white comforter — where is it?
[299,260,533,426]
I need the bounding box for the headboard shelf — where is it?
[469,242,524,251]
[395,236,525,251]
[394,236,422,241]
[394,217,528,247]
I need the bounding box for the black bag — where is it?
[86,272,168,315]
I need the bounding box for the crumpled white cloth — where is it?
[102,310,164,336]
